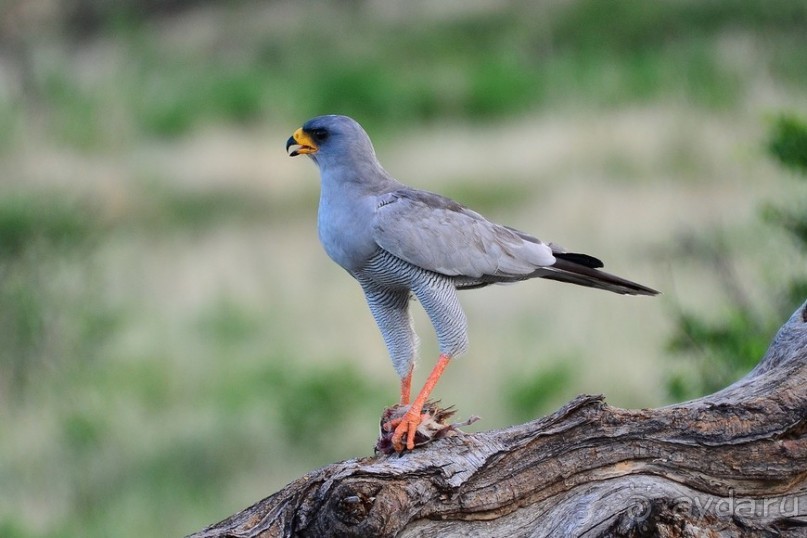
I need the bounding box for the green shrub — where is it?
[666,113,807,400]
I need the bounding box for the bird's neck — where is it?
[318,160,401,195]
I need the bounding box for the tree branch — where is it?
[189,302,807,537]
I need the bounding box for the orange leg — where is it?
[389,353,451,452]
[400,366,413,405]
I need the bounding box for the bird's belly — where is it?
[354,249,426,291]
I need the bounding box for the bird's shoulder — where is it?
[375,188,484,221]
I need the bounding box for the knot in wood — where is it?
[332,482,379,527]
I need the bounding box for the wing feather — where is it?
[372,189,555,278]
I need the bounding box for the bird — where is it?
[286,114,658,452]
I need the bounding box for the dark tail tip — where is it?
[554,251,604,269]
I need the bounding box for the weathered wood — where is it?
[189,302,807,537]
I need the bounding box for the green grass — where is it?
[8,0,807,147]
[665,114,807,400]
[140,183,285,230]
[0,192,100,258]
[131,64,266,137]
[504,361,575,422]
[768,114,807,173]
[0,193,106,398]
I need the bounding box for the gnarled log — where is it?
[189,302,807,537]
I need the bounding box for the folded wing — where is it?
[372,189,555,279]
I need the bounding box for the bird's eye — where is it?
[311,128,329,142]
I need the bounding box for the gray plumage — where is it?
[287,114,658,378]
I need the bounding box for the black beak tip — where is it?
[286,135,301,157]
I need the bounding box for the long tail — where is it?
[536,252,659,296]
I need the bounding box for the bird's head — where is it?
[286,115,377,171]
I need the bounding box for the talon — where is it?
[391,409,422,452]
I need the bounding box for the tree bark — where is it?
[189,302,807,538]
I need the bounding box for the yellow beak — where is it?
[286,128,318,156]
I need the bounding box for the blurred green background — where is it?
[1,1,806,536]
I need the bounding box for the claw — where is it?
[391,408,422,451]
